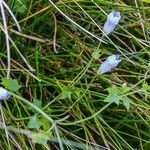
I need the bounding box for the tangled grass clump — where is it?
[0,0,150,149]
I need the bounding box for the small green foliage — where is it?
[59,90,72,99]
[92,50,100,60]
[75,91,80,98]
[27,116,41,130]
[142,0,150,3]
[33,98,42,109]
[40,118,50,131]
[2,78,21,92]
[123,96,131,111]
[14,0,27,14]
[142,82,150,100]
[121,83,131,94]
[104,85,120,105]
[30,131,50,144]
[142,82,150,93]
[104,84,131,110]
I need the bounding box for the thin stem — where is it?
[0,103,11,150]
[52,13,58,53]
[2,1,21,31]
[0,1,11,78]
[54,125,64,150]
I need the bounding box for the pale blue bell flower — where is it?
[0,87,10,101]
[98,54,121,74]
[103,10,121,34]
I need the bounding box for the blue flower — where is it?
[98,54,121,74]
[103,10,121,34]
[0,87,10,101]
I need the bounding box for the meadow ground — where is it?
[0,0,150,149]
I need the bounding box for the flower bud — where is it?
[0,87,10,101]
[103,10,121,34]
[98,54,121,74]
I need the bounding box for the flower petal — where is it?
[0,87,10,101]
[98,54,121,74]
[103,10,121,34]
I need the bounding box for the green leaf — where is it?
[120,83,130,94]
[142,82,150,93]
[27,116,41,130]
[92,50,100,60]
[75,91,80,98]
[33,98,42,109]
[104,86,120,105]
[40,118,50,131]
[123,96,130,111]
[2,78,21,92]
[30,131,50,144]
[142,82,150,99]
[104,92,120,105]
[59,90,72,99]
[141,0,150,3]
[14,0,27,14]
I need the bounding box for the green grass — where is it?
[0,0,150,149]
